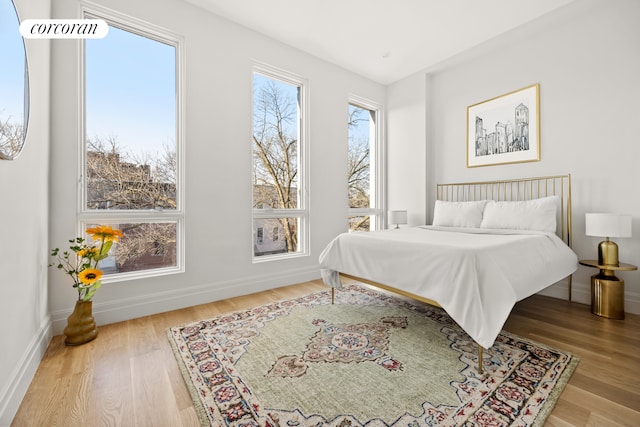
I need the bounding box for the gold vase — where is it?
[64,300,98,346]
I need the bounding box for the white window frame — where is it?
[252,63,309,262]
[348,95,385,230]
[79,5,185,282]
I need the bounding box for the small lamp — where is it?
[389,210,407,229]
[585,213,632,266]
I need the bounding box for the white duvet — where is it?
[319,226,578,349]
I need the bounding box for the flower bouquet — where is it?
[51,225,123,345]
[50,225,124,301]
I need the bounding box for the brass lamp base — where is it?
[591,272,625,319]
[598,239,619,266]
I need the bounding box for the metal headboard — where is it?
[436,174,573,248]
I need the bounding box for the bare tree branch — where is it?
[0,115,25,158]
[85,135,177,270]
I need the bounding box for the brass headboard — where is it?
[436,174,573,248]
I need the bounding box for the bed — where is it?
[319,175,578,374]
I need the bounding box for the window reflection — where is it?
[0,0,29,160]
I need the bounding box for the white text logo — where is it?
[20,19,109,39]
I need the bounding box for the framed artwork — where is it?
[467,83,540,168]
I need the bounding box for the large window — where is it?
[81,14,183,279]
[252,66,308,260]
[348,98,383,231]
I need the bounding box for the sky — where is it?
[2,7,176,156]
[3,8,368,160]
[348,104,371,143]
[0,0,27,125]
[85,24,176,159]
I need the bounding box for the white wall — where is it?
[0,1,52,423]
[48,0,385,333]
[387,0,640,313]
[387,72,427,226]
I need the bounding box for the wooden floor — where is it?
[12,279,640,426]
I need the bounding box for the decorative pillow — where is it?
[480,195,559,233]
[432,200,489,228]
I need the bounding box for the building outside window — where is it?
[252,65,308,260]
[81,11,184,279]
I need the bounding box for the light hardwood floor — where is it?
[12,279,640,426]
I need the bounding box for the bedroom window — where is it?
[348,98,383,231]
[81,13,184,280]
[252,65,308,260]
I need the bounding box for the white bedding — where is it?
[319,226,578,349]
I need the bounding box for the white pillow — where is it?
[480,195,559,233]
[432,200,488,228]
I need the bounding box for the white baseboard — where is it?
[50,268,639,335]
[0,317,52,427]
[622,291,640,315]
[51,266,322,335]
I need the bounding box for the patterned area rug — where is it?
[167,284,579,426]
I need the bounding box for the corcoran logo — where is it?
[20,19,109,39]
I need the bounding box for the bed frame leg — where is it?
[331,288,335,304]
[478,345,484,375]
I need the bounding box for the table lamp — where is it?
[585,213,632,266]
[389,210,407,229]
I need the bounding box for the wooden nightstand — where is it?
[579,260,637,319]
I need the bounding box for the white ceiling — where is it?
[183,0,576,85]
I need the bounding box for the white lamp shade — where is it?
[389,210,408,225]
[585,213,632,238]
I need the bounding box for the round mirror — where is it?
[0,0,29,160]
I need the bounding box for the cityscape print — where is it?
[467,84,539,167]
[474,102,529,157]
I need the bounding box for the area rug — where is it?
[167,284,579,427]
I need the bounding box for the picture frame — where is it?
[467,84,540,168]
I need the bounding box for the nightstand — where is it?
[579,260,637,319]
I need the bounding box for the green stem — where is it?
[94,236,105,269]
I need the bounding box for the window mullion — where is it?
[253,209,306,218]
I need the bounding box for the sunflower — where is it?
[77,247,98,258]
[86,225,124,242]
[78,268,103,285]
